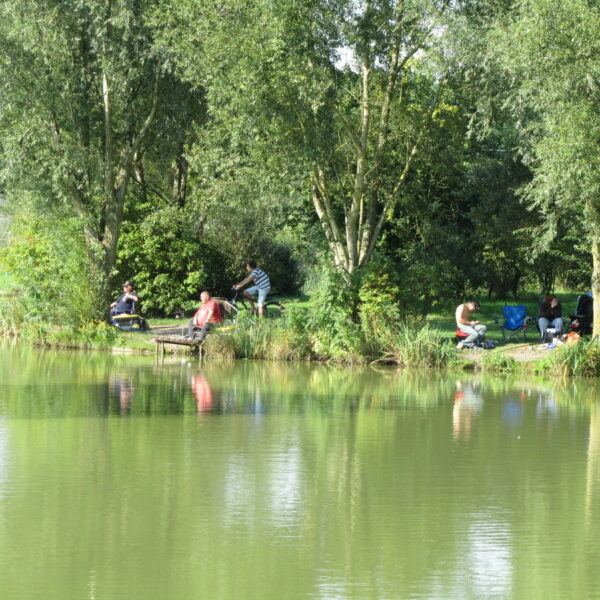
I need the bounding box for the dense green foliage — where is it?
[0,203,101,328]
[0,0,599,341]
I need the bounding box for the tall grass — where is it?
[377,323,459,369]
[205,314,312,361]
[481,352,519,374]
[0,300,121,349]
[206,314,459,368]
[538,339,600,377]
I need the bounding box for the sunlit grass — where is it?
[0,270,16,290]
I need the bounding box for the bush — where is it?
[116,207,211,316]
[0,204,101,330]
[359,263,402,351]
[303,267,365,362]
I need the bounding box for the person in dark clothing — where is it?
[568,293,593,335]
[538,294,562,341]
[110,281,139,316]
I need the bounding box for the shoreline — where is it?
[0,327,561,376]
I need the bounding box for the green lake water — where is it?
[1,344,600,599]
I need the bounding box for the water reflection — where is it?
[2,344,600,598]
[192,374,213,414]
[453,381,483,440]
[464,512,513,598]
[0,418,8,499]
[109,374,136,415]
[586,407,600,522]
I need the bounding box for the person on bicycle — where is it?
[233,260,271,317]
[187,290,222,340]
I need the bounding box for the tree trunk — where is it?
[592,235,600,338]
[100,66,161,297]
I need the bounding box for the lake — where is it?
[1,343,599,599]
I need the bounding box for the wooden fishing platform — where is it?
[154,335,204,356]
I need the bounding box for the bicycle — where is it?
[226,287,285,321]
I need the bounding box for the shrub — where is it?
[116,207,211,316]
[0,204,101,329]
[304,268,365,362]
[359,265,402,351]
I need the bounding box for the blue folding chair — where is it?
[499,305,534,341]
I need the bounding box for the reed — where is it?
[539,339,600,377]
[376,323,458,369]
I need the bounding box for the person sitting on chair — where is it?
[233,260,271,317]
[110,281,139,317]
[538,294,563,341]
[187,290,223,341]
[456,301,486,349]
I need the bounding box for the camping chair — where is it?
[111,301,148,332]
[568,293,593,335]
[498,305,534,341]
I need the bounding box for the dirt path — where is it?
[463,342,551,364]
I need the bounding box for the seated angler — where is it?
[110,281,139,317]
[187,290,223,341]
[538,294,563,341]
[455,300,486,349]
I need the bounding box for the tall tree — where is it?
[158,0,458,277]
[489,0,600,334]
[0,0,164,302]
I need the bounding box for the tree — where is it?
[0,0,164,305]
[157,0,461,278]
[489,0,600,334]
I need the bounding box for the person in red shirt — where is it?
[187,290,222,340]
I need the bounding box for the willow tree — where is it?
[490,0,600,335]
[0,0,163,301]
[158,0,457,277]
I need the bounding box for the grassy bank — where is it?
[1,288,598,376]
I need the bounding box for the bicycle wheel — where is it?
[263,301,285,319]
